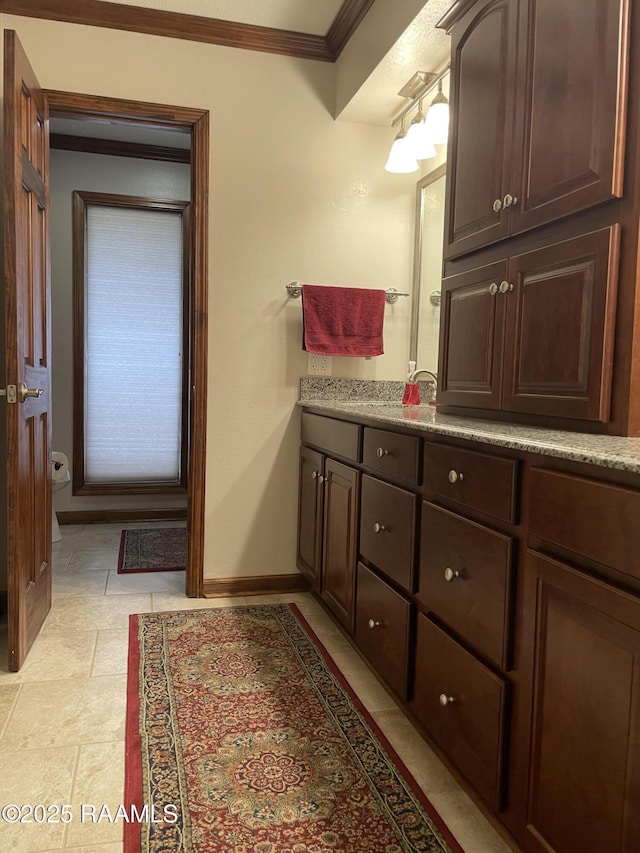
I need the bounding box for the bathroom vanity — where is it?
[297,396,640,853]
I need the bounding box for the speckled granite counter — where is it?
[298,380,640,474]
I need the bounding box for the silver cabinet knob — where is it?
[448,469,463,483]
[368,619,382,629]
[439,693,455,707]
[489,282,498,295]
[318,475,326,484]
[444,567,461,582]
[376,447,389,458]
[492,198,503,213]
[499,280,510,294]
[311,471,318,480]
[19,384,44,402]
[373,522,386,534]
[502,193,516,208]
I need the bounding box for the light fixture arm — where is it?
[391,64,450,130]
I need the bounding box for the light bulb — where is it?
[384,130,419,173]
[425,82,449,145]
[405,110,437,160]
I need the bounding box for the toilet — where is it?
[51,451,71,542]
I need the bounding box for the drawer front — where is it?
[424,442,518,523]
[360,474,417,591]
[412,614,508,811]
[529,467,640,582]
[363,427,421,485]
[418,502,514,669]
[301,412,361,462]
[355,563,412,700]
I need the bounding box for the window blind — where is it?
[84,205,183,483]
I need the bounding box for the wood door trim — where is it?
[2,0,375,61]
[46,88,208,599]
[50,133,191,164]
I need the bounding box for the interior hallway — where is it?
[0,522,512,853]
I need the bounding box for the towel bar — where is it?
[286,282,410,305]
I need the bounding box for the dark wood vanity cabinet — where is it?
[442,0,628,261]
[438,227,620,422]
[296,446,324,589]
[298,408,640,853]
[516,550,640,853]
[297,414,361,631]
[413,441,517,815]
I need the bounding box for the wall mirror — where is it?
[409,164,446,369]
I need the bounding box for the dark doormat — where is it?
[117,527,186,574]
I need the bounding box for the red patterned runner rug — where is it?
[125,604,464,853]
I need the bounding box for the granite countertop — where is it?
[298,379,640,475]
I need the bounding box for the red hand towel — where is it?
[301,285,385,357]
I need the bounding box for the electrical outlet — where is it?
[307,354,332,376]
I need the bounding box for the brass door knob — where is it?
[18,384,44,402]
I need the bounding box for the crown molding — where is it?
[1,0,375,61]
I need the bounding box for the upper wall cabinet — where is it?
[443,0,630,261]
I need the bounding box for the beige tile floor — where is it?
[0,522,515,853]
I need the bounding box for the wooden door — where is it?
[438,260,507,410]
[296,446,324,590]
[444,0,518,260]
[510,0,629,236]
[521,551,640,853]
[501,226,620,421]
[3,31,52,671]
[320,458,359,633]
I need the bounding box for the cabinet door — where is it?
[521,552,640,853]
[438,260,507,409]
[501,226,620,421]
[511,0,629,235]
[296,447,324,589]
[320,458,359,633]
[444,0,518,260]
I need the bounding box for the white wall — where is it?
[2,15,419,581]
[49,148,191,514]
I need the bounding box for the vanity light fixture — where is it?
[405,101,437,160]
[424,79,450,145]
[384,117,419,173]
[385,66,450,172]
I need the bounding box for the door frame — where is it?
[45,90,209,597]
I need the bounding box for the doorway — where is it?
[45,90,209,600]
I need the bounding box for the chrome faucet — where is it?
[407,368,438,403]
[408,368,437,384]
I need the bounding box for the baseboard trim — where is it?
[57,508,188,525]
[202,574,309,598]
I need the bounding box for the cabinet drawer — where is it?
[359,474,417,592]
[418,502,513,669]
[363,427,421,485]
[529,467,640,582]
[301,412,361,462]
[424,442,518,523]
[355,563,412,700]
[412,614,508,811]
